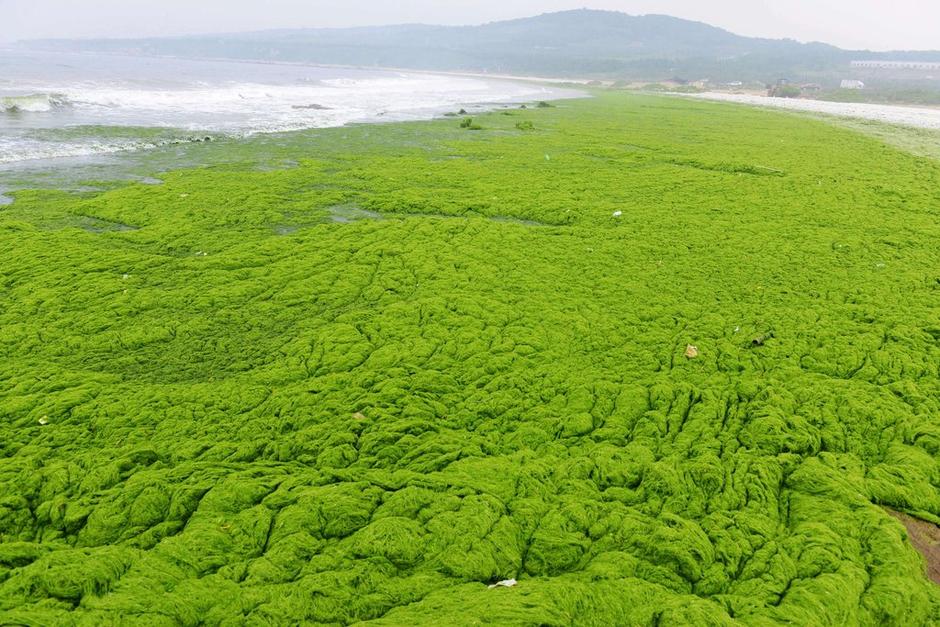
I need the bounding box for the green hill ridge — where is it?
[24,9,940,84]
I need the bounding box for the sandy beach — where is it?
[689,92,940,130]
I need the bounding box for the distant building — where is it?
[690,79,711,89]
[800,83,822,94]
[840,79,866,90]
[851,60,940,70]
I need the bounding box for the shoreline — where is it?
[0,49,588,167]
[15,46,940,112]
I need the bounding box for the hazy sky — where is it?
[2,0,938,51]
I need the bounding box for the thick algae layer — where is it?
[736,107,940,164]
[1,93,940,625]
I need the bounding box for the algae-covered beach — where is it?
[1,90,940,624]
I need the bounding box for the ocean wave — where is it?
[1,76,566,130]
[0,93,71,114]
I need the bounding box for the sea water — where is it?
[0,49,579,166]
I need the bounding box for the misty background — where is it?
[2,0,939,51]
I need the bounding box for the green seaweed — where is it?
[1,92,939,624]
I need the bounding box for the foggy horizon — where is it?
[2,0,939,52]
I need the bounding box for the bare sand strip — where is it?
[887,510,940,586]
[690,92,940,130]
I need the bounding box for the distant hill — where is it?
[21,9,940,87]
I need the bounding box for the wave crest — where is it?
[1,93,71,114]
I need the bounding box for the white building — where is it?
[840,79,866,90]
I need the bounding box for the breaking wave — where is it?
[0,93,71,114]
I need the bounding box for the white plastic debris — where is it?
[612,211,623,217]
[488,579,517,589]
[38,416,49,426]
[122,274,130,280]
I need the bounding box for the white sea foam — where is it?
[46,74,551,132]
[0,136,163,164]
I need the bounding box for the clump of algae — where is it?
[1,92,939,624]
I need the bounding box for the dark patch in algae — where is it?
[888,509,940,586]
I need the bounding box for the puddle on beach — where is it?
[78,217,139,233]
[272,205,550,234]
[328,205,382,223]
[274,204,382,234]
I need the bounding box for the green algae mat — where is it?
[2,92,940,625]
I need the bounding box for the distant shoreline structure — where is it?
[851,60,940,70]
